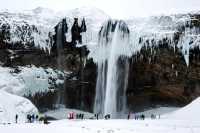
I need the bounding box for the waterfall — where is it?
[55,21,66,108]
[94,20,130,118]
[56,23,64,70]
[118,58,129,113]
[104,23,121,116]
[94,62,107,114]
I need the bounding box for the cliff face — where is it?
[126,14,200,111]
[0,8,200,113]
[127,45,200,111]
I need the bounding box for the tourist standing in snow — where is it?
[95,114,99,120]
[141,114,145,120]
[36,114,39,122]
[15,114,18,123]
[32,114,35,123]
[81,114,84,120]
[43,115,49,124]
[128,112,131,120]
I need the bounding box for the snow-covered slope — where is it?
[0,90,38,123]
[0,9,58,52]
[166,97,200,121]
[0,7,109,52]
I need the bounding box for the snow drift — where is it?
[166,97,200,121]
[0,90,38,123]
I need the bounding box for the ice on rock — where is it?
[0,66,64,96]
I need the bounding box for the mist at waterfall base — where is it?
[94,20,131,118]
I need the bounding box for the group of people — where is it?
[93,114,110,120]
[14,112,160,124]
[76,113,84,119]
[68,112,84,120]
[128,113,160,120]
[92,113,161,120]
[15,114,40,124]
[15,113,49,124]
[133,114,145,120]
[27,114,39,123]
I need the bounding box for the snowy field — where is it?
[1,98,200,133]
[0,119,200,133]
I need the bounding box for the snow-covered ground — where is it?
[1,98,200,133]
[0,118,200,133]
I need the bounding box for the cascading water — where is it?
[55,19,68,107]
[94,62,107,114]
[94,20,130,118]
[104,30,118,116]
[117,58,129,113]
[56,23,64,69]
[55,22,64,107]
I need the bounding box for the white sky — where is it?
[0,0,200,18]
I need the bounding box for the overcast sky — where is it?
[0,0,200,18]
